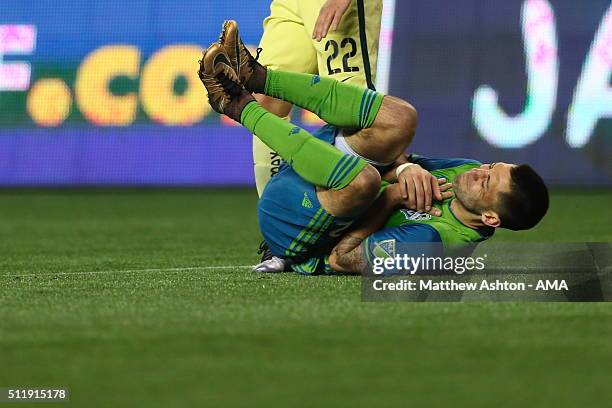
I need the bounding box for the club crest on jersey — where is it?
[372,239,396,259]
[288,126,300,136]
[310,75,321,86]
[400,209,432,221]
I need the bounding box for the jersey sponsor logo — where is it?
[400,209,432,221]
[310,75,321,86]
[301,192,313,209]
[372,239,396,259]
[288,126,300,136]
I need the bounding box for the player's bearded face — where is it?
[453,163,514,214]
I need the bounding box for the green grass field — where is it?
[1,188,611,407]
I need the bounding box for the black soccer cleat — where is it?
[257,240,274,262]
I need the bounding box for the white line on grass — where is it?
[3,265,253,278]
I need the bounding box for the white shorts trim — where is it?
[334,130,394,168]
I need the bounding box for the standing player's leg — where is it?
[249,1,319,196]
[199,44,380,218]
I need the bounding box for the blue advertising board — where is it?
[0,0,610,185]
[390,0,612,186]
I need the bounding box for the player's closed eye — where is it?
[485,163,496,190]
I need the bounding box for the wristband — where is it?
[395,162,417,179]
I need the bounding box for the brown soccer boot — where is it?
[218,19,267,93]
[198,42,255,122]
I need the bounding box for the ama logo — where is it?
[535,280,568,290]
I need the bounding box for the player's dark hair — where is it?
[497,164,549,231]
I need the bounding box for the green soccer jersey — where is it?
[383,157,494,246]
[291,155,494,275]
[358,156,495,273]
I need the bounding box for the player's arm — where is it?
[383,153,482,178]
[330,223,444,275]
[329,182,452,274]
[381,153,452,213]
[407,154,482,171]
[329,183,404,274]
[380,153,409,182]
[312,0,353,41]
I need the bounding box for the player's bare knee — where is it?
[374,97,418,150]
[389,100,417,139]
[387,100,417,154]
[319,165,380,218]
[318,164,378,218]
[399,101,418,135]
[377,97,417,128]
[351,164,381,205]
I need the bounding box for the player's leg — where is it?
[251,0,319,196]
[261,69,418,163]
[253,95,291,195]
[199,44,380,217]
[279,0,408,165]
[258,69,383,129]
[221,21,381,129]
[340,96,418,164]
[222,20,415,166]
[241,102,379,215]
[314,164,380,218]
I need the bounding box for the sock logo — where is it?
[302,192,313,208]
[288,126,300,136]
[310,75,321,86]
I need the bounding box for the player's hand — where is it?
[397,164,453,216]
[312,0,352,42]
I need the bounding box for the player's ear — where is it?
[481,210,501,228]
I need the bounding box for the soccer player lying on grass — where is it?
[326,155,549,274]
[198,22,548,275]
